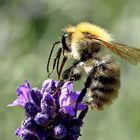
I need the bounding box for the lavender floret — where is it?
[22,131,39,140]
[34,112,49,126]
[52,124,67,139]
[24,102,38,118]
[30,88,42,108]
[23,118,37,130]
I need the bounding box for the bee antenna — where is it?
[47,41,61,73]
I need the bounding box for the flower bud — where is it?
[23,118,37,130]
[31,88,42,107]
[52,124,67,139]
[24,102,38,117]
[22,131,39,140]
[34,112,49,126]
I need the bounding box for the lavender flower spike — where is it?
[9,79,88,140]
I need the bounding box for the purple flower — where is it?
[41,91,56,119]
[15,127,23,137]
[67,126,80,140]
[8,80,31,107]
[24,102,38,117]
[9,79,87,140]
[20,129,39,140]
[52,124,67,139]
[41,79,58,94]
[22,118,37,130]
[59,81,86,116]
[34,112,49,126]
[30,88,42,108]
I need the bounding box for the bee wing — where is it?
[97,39,140,64]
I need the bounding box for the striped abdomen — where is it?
[84,61,120,110]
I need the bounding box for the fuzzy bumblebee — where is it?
[47,22,140,111]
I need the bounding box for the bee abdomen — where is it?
[84,61,120,110]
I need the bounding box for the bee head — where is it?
[47,30,73,78]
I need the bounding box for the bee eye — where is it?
[62,34,71,52]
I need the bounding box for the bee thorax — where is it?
[70,43,81,60]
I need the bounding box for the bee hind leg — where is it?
[75,66,98,117]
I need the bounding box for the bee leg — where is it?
[75,66,97,117]
[53,61,82,95]
[58,56,67,80]
[47,47,62,77]
[78,106,88,120]
[53,79,65,95]
[61,61,82,81]
[76,57,120,113]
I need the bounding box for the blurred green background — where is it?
[0,0,140,140]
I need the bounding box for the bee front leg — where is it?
[54,61,83,95]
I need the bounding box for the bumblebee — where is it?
[47,22,140,110]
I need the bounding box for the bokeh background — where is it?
[0,0,140,140]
